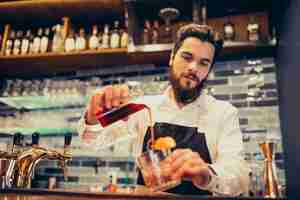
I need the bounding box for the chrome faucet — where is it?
[1,133,72,189]
[4,132,24,188]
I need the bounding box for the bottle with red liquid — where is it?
[96,103,147,127]
[87,81,154,152]
[89,101,151,152]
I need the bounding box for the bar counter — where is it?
[0,189,286,200]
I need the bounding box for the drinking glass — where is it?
[137,150,181,192]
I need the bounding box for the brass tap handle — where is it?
[62,133,72,181]
[13,132,23,146]
[64,133,72,147]
[32,132,40,146]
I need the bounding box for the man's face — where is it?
[169,37,215,103]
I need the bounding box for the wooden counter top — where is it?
[0,188,286,200]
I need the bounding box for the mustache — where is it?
[181,72,201,83]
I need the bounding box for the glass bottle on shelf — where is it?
[102,24,110,48]
[142,20,151,45]
[21,30,30,55]
[21,80,30,96]
[52,24,64,53]
[152,20,160,44]
[247,16,260,42]
[32,28,43,54]
[65,29,76,53]
[40,28,50,53]
[75,28,87,51]
[224,18,235,41]
[11,79,22,97]
[110,21,120,49]
[270,27,277,45]
[120,23,129,48]
[29,80,39,96]
[0,33,2,51]
[13,30,22,55]
[97,26,103,49]
[5,30,15,56]
[89,25,99,50]
[29,31,35,54]
[200,1,207,25]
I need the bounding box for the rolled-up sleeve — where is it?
[198,106,250,196]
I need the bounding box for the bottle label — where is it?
[65,38,75,52]
[89,36,99,49]
[110,34,120,48]
[102,35,109,48]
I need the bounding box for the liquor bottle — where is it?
[32,28,43,54]
[152,20,160,44]
[21,30,30,55]
[110,21,120,48]
[97,27,103,49]
[75,28,86,51]
[29,31,35,54]
[65,29,75,52]
[201,0,207,25]
[223,18,235,41]
[5,30,15,56]
[102,24,110,48]
[0,33,2,51]
[192,0,201,24]
[142,20,151,45]
[13,30,22,55]
[96,103,147,127]
[89,25,99,50]
[247,16,260,42]
[52,24,64,53]
[270,27,277,45]
[40,28,50,53]
[120,28,128,48]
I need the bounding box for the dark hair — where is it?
[172,24,224,66]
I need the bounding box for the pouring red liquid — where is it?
[96,103,155,147]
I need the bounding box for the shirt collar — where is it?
[159,86,209,114]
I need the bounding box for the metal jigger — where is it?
[259,141,280,198]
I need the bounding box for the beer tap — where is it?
[8,133,72,188]
[59,133,72,181]
[31,132,40,148]
[4,133,24,188]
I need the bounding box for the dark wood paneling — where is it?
[0,0,124,25]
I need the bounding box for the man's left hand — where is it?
[163,149,212,188]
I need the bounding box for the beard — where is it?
[169,66,206,104]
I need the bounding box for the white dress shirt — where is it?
[77,87,250,196]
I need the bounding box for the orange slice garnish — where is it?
[153,136,176,151]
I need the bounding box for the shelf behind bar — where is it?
[0,42,276,78]
[0,0,124,23]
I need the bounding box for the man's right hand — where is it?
[86,84,130,125]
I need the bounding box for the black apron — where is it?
[137,122,212,195]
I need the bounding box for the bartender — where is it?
[78,24,250,196]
